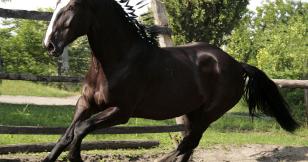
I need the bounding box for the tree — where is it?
[67,36,91,76]
[227,0,308,122]
[226,11,256,64]
[227,0,308,80]
[0,19,57,75]
[0,18,90,76]
[163,0,249,46]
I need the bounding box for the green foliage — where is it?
[226,12,256,63]
[227,1,308,123]
[163,0,249,46]
[0,19,57,75]
[0,18,91,77]
[227,0,308,79]
[67,36,91,76]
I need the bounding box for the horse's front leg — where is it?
[67,107,130,162]
[43,96,92,162]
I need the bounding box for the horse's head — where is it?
[44,0,93,57]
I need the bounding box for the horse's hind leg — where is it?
[43,96,93,162]
[156,109,209,162]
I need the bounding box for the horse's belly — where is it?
[132,85,204,120]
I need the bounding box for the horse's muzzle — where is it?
[45,41,63,57]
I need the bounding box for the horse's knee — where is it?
[59,134,74,147]
[76,96,90,111]
[73,96,93,121]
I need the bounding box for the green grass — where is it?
[0,104,74,127]
[0,103,175,127]
[0,102,307,159]
[0,80,78,97]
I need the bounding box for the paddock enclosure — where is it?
[0,0,308,157]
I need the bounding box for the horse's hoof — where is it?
[68,157,83,162]
[69,159,83,162]
[42,157,52,162]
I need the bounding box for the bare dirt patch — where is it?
[0,144,307,162]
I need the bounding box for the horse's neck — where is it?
[87,22,141,67]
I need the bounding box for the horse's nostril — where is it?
[47,42,55,52]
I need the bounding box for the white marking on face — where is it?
[44,0,71,46]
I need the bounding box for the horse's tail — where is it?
[241,63,299,132]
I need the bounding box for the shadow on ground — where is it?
[255,146,308,162]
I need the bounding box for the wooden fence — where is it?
[0,125,184,135]
[1,72,307,88]
[0,8,172,35]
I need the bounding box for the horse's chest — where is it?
[100,70,147,107]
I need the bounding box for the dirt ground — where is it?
[1,144,308,162]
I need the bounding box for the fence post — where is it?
[61,47,70,73]
[304,57,308,124]
[0,48,3,86]
[305,89,308,124]
[151,0,173,47]
[151,0,185,131]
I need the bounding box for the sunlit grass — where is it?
[0,103,306,148]
[0,80,78,97]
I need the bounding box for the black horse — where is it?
[43,0,299,161]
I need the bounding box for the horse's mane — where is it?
[113,0,158,46]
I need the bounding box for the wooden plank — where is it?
[273,79,308,89]
[0,140,160,154]
[305,89,308,123]
[0,8,52,21]
[0,8,171,35]
[148,25,172,36]
[1,73,308,88]
[0,73,83,83]
[0,125,185,135]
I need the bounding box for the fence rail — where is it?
[0,125,184,135]
[274,79,308,89]
[0,8,51,21]
[1,73,308,89]
[0,8,171,35]
[0,140,160,154]
[0,73,83,83]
